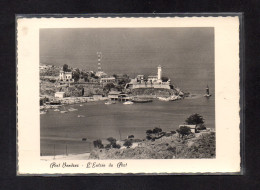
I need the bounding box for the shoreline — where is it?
[40,93,204,110]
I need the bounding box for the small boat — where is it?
[68,108,78,112]
[132,98,153,103]
[204,85,212,97]
[123,101,134,105]
[60,106,68,113]
[77,115,85,118]
[40,111,46,114]
[105,101,116,105]
[158,97,170,101]
[79,104,83,107]
[54,109,60,111]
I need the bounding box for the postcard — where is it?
[17,15,241,175]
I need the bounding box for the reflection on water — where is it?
[40,95,214,155]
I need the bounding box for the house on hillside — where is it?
[179,125,197,133]
[55,92,65,98]
[59,70,74,82]
[108,91,121,100]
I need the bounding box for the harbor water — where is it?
[40,95,215,156]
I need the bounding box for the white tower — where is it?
[157,65,162,80]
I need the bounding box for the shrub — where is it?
[196,124,206,130]
[107,137,117,145]
[185,113,204,125]
[93,139,104,149]
[176,126,191,139]
[123,140,133,148]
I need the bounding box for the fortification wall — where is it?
[132,83,171,89]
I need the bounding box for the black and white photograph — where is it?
[39,27,215,160]
[17,17,240,174]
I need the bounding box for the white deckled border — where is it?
[17,17,240,174]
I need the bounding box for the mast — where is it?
[97,52,102,72]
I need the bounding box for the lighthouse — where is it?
[157,65,162,80]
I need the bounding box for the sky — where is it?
[40,28,214,92]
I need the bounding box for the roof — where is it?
[100,77,115,80]
[55,92,65,94]
[179,125,196,129]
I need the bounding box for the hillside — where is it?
[128,88,179,97]
[89,132,215,159]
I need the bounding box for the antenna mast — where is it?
[97,52,102,72]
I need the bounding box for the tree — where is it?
[153,127,162,136]
[123,140,133,148]
[185,113,204,125]
[176,126,191,139]
[106,137,120,149]
[107,137,116,145]
[161,76,169,82]
[93,139,104,148]
[73,70,80,82]
[128,135,134,139]
[63,64,69,72]
[112,74,118,79]
[146,129,153,136]
[104,83,115,91]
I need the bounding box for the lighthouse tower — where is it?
[157,65,162,80]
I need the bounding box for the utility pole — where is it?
[119,129,122,141]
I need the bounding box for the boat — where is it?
[204,85,212,97]
[68,108,78,112]
[60,106,68,113]
[123,101,134,105]
[53,109,60,111]
[105,101,116,105]
[77,115,85,118]
[132,98,153,103]
[40,111,47,114]
[158,97,170,101]
[79,104,83,107]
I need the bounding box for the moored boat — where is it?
[204,85,212,97]
[132,98,153,103]
[105,101,116,105]
[68,108,78,112]
[77,115,85,118]
[123,101,134,105]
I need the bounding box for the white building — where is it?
[100,77,116,84]
[55,92,65,98]
[59,71,74,82]
[96,71,107,78]
[125,65,172,89]
[179,125,197,133]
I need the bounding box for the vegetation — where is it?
[176,126,191,139]
[123,140,133,148]
[107,137,121,149]
[185,113,206,131]
[63,64,71,72]
[93,139,104,149]
[161,76,169,82]
[185,113,204,125]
